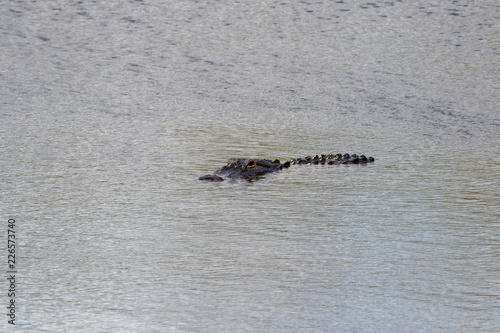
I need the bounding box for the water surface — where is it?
[1,0,499,332]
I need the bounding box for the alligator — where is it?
[199,153,375,181]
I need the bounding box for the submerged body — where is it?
[199,153,375,181]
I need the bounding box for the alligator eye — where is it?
[246,160,256,168]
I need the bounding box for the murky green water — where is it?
[1,1,499,332]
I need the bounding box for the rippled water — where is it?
[1,0,499,332]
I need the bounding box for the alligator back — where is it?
[199,153,374,181]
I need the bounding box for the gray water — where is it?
[1,0,499,332]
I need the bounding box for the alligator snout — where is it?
[198,174,224,182]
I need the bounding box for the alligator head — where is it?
[198,158,284,181]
